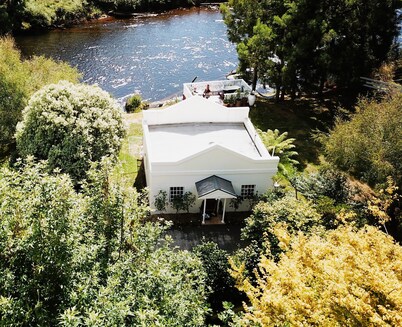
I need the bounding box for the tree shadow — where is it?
[249,96,342,168]
[133,159,146,189]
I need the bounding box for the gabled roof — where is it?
[195,175,237,199]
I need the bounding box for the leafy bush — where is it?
[0,36,80,158]
[182,191,196,213]
[0,160,209,326]
[16,81,125,182]
[231,226,402,327]
[242,195,322,259]
[258,128,299,174]
[125,93,143,113]
[193,241,241,311]
[169,191,196,213]
[154,190,168,212]
[23,0,88,29]
[325,94,402,188]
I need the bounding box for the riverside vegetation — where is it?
[1,1,402,325]
[0,0,197,34]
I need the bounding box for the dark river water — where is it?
[15,7,238,103]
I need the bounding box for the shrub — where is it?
[242,195,321,259]
[0,37,79,157]
[231,226,402,327]
[125,94,143,113]
[16,81,125,182]
[324,94,402,188]
[193,241,241,311]
[154,190,168,212]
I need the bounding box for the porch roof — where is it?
[195,175,237,199]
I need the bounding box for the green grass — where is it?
[250,96,337,169]
[115,112,143,187]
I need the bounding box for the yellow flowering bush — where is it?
[232,225,402,326]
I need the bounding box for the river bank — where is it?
[2,1,225,35]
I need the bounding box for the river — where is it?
[15,7,238,104]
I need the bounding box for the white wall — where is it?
[147,144,279,214]
[143,89,280,215]
[149,169,276,214]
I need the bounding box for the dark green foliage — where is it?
[193,241,241,311]
[125,93,142,113]
[182,191,196,213]
[229,196,243,211]
[0,160,209,326]
[154,189,168,212]
[325,94,402,188]
[241,195,321,260]
[0,160,80,325]
[222,0,400,99]
[170,191,196,213]
[292,167,351,204]
[290,168,368,229]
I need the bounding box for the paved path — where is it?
[167,224,246,252]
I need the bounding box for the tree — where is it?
[182,191,196,213]
[193,241,240,312]
[0,160,209,326]
[222,0,401,99]
[0,36,80,158]
[231,225,402,326]
[324,94,402,188]
[258,128,299,174]
[0,159,83,325]
[221,0,266,91]
[241,194,321,260]
[16,81,125,182]
[0,0,25,34]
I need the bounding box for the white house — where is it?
[142,93,279,222]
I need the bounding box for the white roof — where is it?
[148,122,261,162]
[143,96,272,164]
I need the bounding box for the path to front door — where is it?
[167,224,246,252]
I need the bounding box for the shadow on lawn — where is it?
[250,96,339,168]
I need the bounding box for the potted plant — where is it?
[229,95,236,107]
[235,89,242,106]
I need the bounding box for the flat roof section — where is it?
[147,122,261,162]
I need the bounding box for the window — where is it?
[169,186,184,201]
[241,185,255,198]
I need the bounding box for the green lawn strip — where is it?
[115,112,143,187]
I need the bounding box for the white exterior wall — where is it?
[143,90,280,214]
[146,144,279,213]
[149,169,276,214]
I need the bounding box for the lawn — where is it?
[250,96,337,169]
[115,111,143,187]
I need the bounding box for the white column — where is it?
[202,199,207,224]
[221,198,227,223]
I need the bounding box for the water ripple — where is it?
[16,8,238,101]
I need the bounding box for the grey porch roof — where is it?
[195,175,237,198]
